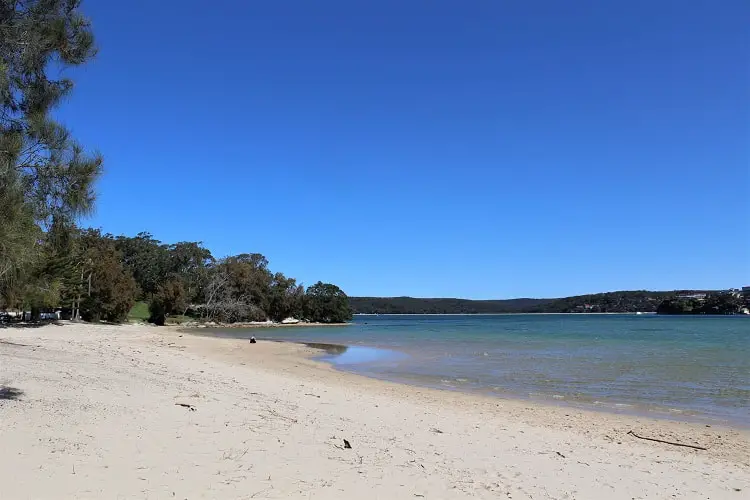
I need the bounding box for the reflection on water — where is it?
[304,342,349,355]
[317,345,407,365]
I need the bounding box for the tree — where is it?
[148,277,187,326]
[267,273,304,322]
[115,232,171,298]
[656,293,744,315]
[77,230,137,322]
[193,255,271,323]
[304,282,353,323]
[222,253,272,316]
[0,0,101,296]
[167,241,213,303]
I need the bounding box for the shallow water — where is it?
[196,314,750,425]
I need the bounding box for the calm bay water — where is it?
[198,314,750,425]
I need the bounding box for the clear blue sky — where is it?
[57,0,749,299]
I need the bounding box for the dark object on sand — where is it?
[627,430,707,450]
[343,439,352,449]
[249,336,257,344]
[175,403,197,412]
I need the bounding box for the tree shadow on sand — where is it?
[0,386,23,400]
[0,320,63,329]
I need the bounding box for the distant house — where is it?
[676,293,707,300]
[743,286,750,298]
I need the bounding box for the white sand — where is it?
[1,322,748,499]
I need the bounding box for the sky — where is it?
[56,0,749,299]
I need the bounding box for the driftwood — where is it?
[627,430,707,450]
[175,403,197,412]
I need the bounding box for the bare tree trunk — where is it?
[75,267,84,320]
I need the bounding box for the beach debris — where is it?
[627,430,707,450]
[305,393,321,398]
[175,403,197,412]
[555,451,566,459]
[0,340,31,347]
[430,428,444,434]
[343,439,352,449]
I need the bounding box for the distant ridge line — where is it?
[349,290,718,315]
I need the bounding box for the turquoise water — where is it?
[198,314,750,425]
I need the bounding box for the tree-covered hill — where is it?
[349,297,552,315]
[349,290,726,314]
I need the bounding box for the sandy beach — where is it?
[1,323,748,499]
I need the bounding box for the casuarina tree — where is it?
[0,0,101,298]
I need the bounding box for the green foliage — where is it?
[168,241,214,303]
[2,223,351,326]
[77,230,137,323]
[349,297,551,314]
[304,282,353,323]
[223,253,272,313]
[0,0,101,297]
[657,293,744,315]
[526,291,677,313]
[350,291,740,315]
[114,233,214,303]
[148,277,188,326]
[267,273,305,322]
[195,254,272,323]
[115,233,171,298]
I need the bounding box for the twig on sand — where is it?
[175,403,197,411]
[0,340,31,347]
[251,486,273,498]
[627,430,707,450]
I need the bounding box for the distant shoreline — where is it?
[353,312,658,316]
[181,321,351,329]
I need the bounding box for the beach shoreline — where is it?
[1,322,748,498]
[185,323,750,429]
[182,320,351,329]
[190,329,748,429]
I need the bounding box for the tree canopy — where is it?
[305,282,353,323]
[1,0,101,302]
[1,226,354,325]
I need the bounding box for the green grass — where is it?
[128,301,150,322]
